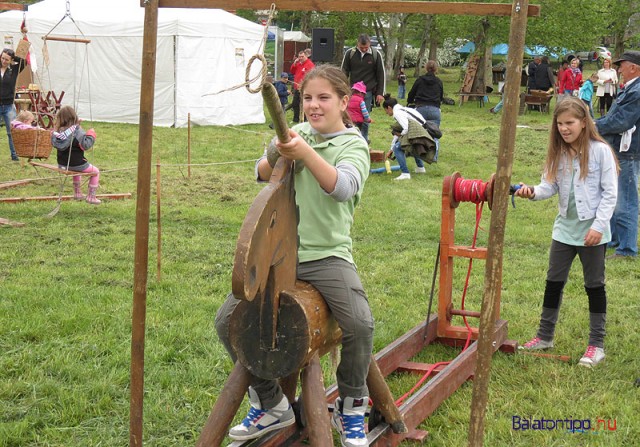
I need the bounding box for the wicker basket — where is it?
[12,128,53,159]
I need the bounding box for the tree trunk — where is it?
[300,11,311,36]
[471,19,490,95]
[393,14,411,74]
[334,13,347,65]
[414,15,432,77]
[428,20,439,63]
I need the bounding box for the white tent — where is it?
[283,31,311,43]
[0,0,267,127]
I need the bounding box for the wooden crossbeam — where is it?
[0,179,33,190]
[43,35,92,44]
[153,0,541,17]
[0,193,132,203]
[0,2,28,11]
[29,162,98,176]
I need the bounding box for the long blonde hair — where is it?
[544,96,613,181]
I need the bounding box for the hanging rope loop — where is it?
[245,54,268,94]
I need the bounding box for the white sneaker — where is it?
[414,167,426,174]
[394,173,411,181]
[228,388,295,441]
[578,346,605,368]
[331,397,369,447]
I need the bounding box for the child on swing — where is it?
[215,65,373,447]
[51,105,101,204]
[515,96,618,368]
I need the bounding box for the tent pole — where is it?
[131,0,159,446]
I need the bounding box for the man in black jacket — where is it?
[341,34,385,143]
[534,56,555,92]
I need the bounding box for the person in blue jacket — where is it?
[595,51,640,259]
[274,72,290,109]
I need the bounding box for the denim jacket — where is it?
[596,77,640,159]
[532,141,618,235]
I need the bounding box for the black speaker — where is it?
[312,28,335,62]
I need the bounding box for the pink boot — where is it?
[86,186,101,205]
[73,181,85,200]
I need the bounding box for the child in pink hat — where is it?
[347,81,373,140]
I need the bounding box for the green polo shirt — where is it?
[293,123,370,264]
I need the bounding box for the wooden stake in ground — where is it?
[156,156,162,282]
[468,1,530,446]
[187,113,191,179]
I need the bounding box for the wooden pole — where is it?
[156,156,162,282]
[300,353,333,446]
[467,1,529,446]
[196,362,252,447]
[187,113,191,179]
[130,1,159,446]
[42,35,91,44]
[0,3,28,11]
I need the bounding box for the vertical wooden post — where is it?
[187,112,191,179]
[156,156,162,282]
[196,362,252,447]
[468,1,529,446]
[130,1,159,445]
[300,353,333,446]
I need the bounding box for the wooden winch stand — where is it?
[196,171,517,447]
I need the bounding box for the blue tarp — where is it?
[457,42,562,59]
[456,42,508,55]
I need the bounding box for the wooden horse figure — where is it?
[196,84,406,446]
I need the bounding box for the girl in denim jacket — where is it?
[515,96,618,368]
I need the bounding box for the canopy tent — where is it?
[0,0,266,127]
[284,31,311,43]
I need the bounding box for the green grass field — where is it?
[1,68,639,446]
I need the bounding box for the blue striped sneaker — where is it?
[228,388,295,441]
[331,396,369,447]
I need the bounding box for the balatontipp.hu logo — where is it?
[512,416,617,434]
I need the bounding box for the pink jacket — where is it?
[11,120,35,130]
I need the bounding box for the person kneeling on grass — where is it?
[382,94,437,181]
[514,97,618,368]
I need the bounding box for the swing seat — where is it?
[12,128,53,159]
[28,161,97,176]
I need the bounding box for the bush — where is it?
[403,41,462,69]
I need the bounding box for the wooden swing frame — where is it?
[133,1,539,446]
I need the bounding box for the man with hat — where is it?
[596,51,640,258]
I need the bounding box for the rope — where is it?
[202,4,276,97]
[453,178,490,204]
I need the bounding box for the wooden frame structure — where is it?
[133,1,539,446]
